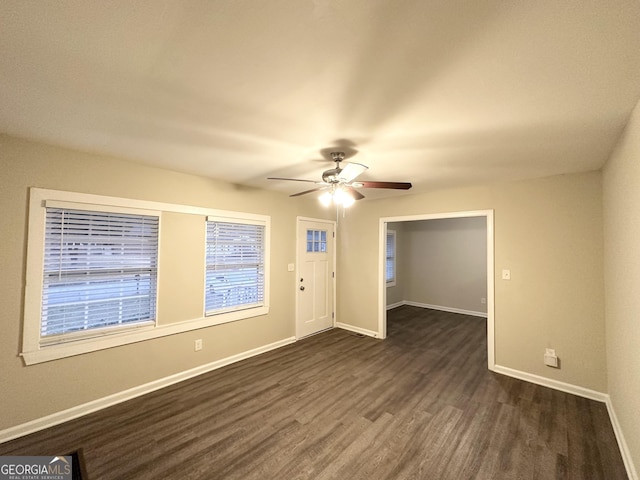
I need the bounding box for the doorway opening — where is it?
[378,210,495,370]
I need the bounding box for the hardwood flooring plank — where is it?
[0,306,628,479]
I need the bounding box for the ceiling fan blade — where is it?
[358,181,412,190]
[338,162,368,183]
[290,187,328,197]
[345,186,365,200]
[268,177,318,183]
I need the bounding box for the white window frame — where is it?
[22,188,270,365]
[204,215,269,322]
[39,201,160,345]
[386,229,397,287]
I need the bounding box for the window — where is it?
[23,188,270,365]
[40,205,159,345]
[205,218,266,315]
[306,229,327,253]
[23,189,164,364]
[386,230,397,286]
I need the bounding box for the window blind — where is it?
[41,207,159,344]
[205,220,265,315]
[386,231,396,283]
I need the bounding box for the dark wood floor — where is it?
[0,306,627,479]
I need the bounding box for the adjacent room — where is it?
[1,1,640,479]
[385,216,488,315]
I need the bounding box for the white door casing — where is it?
[379,210,495,370]
[296,217,335,338]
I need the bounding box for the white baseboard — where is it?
[402,300,488,318]
[336,322,379,338]
[386,301,405,310]
[0,336,296,445]
[492,365,608,402]
[605,397,638,480]
[494,365,637,479]
[3,336,635,480]
[386,303,635,478]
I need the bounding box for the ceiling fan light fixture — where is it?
[319,191,333,206]
[318,186,355,208]
[333,187,348,205]
[268,149,412,202]
[342,193,355,208]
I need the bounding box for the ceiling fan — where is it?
[268,152,412,206]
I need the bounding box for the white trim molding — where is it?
[336,322,379,338]
[605,398,638,480]
[401,301,488,318]
[0,336,296,445]
[379,210,495,370]
[494,365,637,480]
[295,217,338,339]
[22,309,270,365]
[23,188,272,365]
[493,365,608,402]
[386,301,405,310]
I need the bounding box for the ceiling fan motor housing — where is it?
[322,152,345,183]
[330,152,345,162]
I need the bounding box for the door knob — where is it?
[300,286,305,291]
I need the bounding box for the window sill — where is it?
[21,305,269,365]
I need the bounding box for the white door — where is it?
[296,218,335,338]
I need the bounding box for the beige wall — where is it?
[337,172,606,392]
[401,217,487,314]
[0,133,615,448]
[0,134,329,431]
[603,99,640,475]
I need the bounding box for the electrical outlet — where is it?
[481,297,487,304]
[194,339,203,351]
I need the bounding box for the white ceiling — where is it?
[2,1,640,200]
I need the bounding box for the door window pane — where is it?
[306,229,327,253]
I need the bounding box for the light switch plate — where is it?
[502,269,511,280]
[544,348,559,368]
[287,263,295,272]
